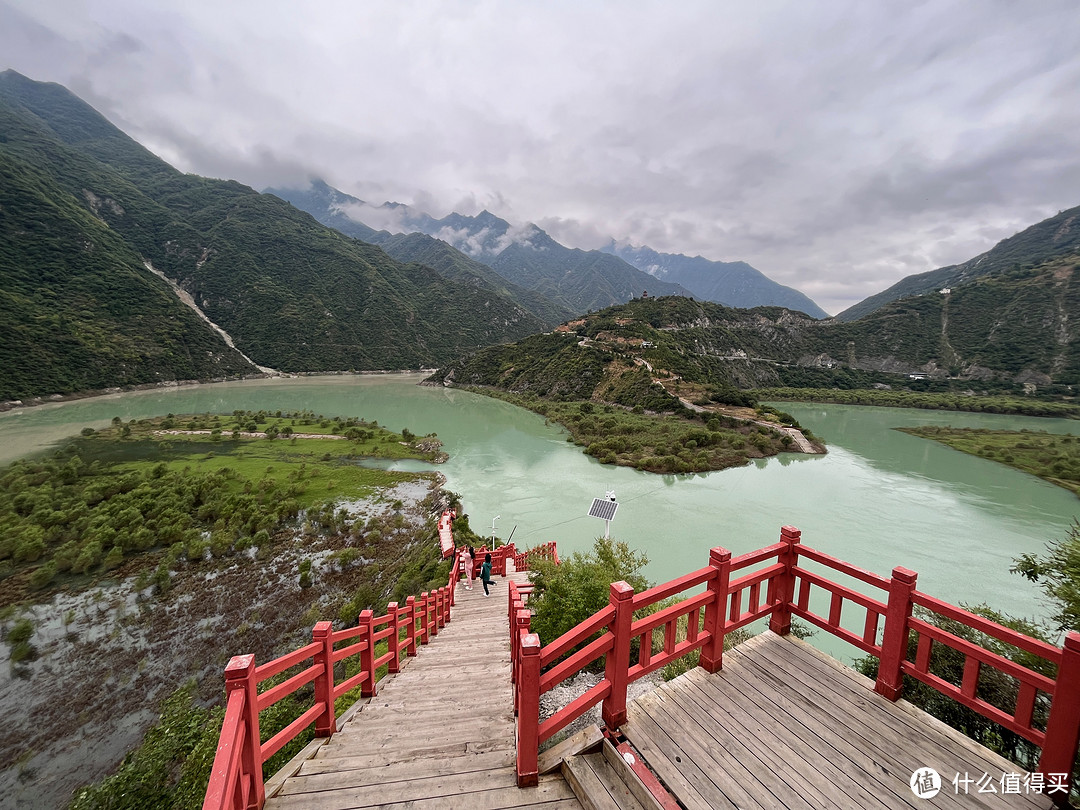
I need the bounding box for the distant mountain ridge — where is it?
[836,204,1080,322]
[276,181,828,318]
[265,181,575,326]
[269,182,696,315]
[602,242,828,319]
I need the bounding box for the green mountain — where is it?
[0,81,258,401]
[263,179,383,243]
[431,254,1080,406]
[836,204,1080,322]
[813,255,1080,385]
[266,181,573,327]
[427,297,816,404]
[602,241,828,318]
[370,231,574,327]
[0,71,544,399]
[403,209,698,311]
[265,183,695,314]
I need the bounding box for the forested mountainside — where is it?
[603,241,828,318]
[267,181,695,314]
[812,255,1080,384]
[431,262,1080,405]
[0,71,543,399]
[0,87,258,401]
[265,181,574,327]
[836,204,1080,322]
[428,297,817,405]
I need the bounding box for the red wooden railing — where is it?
[511,526,1080,806]
[514,540,559,571]
[457,543,515,578]
[437,509,457,558]
[203,548,462,810]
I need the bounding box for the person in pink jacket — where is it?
[462,546,475,590]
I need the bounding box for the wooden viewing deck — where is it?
[623,632,1056,809]
[263,570,583,810]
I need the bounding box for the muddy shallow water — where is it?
[0,478,442,810]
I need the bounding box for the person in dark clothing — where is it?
[480,552,497,597]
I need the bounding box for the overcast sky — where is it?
[3,1,1079,314]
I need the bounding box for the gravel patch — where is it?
[538,668,664,750]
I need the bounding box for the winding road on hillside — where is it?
[632,357,820,454]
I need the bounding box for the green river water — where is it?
[2,375,1078,656]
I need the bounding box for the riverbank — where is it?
[754,386,1080,419]
[896,425,1080,498]
[0,370,439,414]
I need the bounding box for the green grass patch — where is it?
[755,388,1080,418]
[0,410,443,602]
[898,426,1080,497]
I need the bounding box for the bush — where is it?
[30,561,57,589]
[298,559,313,589]
[528,537,650,645]
[6,617,36,663]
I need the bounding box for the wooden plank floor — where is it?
[621,632,1057,810]
[265,569,583,810]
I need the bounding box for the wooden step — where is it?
[311,736,515,764]
[330,721,511,747]
[561,740,664,810]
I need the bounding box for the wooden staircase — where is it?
[263,571,583,809]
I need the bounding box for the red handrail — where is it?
[203,547,463,810]
[511,526,1080,801]
[514,541,560,571]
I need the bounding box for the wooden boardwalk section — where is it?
[264,570,583,810]
[621,631,1057,809]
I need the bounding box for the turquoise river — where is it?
[2,374,1078,658]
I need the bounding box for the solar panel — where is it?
[588,498,619,521]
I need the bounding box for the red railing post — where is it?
[450,551,458,607]
[875,566,918,701]
[768,525,801,636]
[516,633,541,787]
[440,586,450,627]
[405,596,417,657]
[1040,631,1080,804]
[224,654,264,810]
[312,621,336,737]
[431,590,441,636]
[699,547,732,673]
[513,608,531,703]
[359,609,377,697]
[387,602,401,674]
[601,581,635,730]
[419,592,430,644]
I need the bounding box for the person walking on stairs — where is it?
[462,545,475,590]
[480,552,497,597]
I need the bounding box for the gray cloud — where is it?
[2,0,1079,314]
